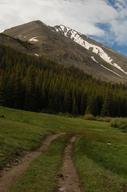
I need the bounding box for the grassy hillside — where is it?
[0,118,48,170]
[0,106,127,191]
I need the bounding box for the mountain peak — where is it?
[23,20,47,27]
[2,20,127,83]
[30,20,43,24]
[54,24,80,37]
[3,20,48,44]
[54,24,127,77]
[4,20,46,33]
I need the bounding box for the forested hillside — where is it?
[0,44,127,117]
[4,20,127,83]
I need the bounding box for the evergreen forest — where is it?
[0,45,127,117]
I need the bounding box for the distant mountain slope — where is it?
[54,25,127,76]
[0,33,37,55]
[3,20,127,83]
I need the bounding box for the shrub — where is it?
[0,115,5,118]
[84,114,96,120]
[111,119,127,132]
[96,116,111,122]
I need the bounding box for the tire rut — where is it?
[58,136,81,192]
[0,133,62,192]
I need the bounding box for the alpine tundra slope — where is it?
[2,20,127,83]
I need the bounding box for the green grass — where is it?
[74,136,127,192]
[0,106,118,135]
[83,134,127,177]
[0,106,126,165]
[0,106,127,191]
[74,150,127,192]
[10,136,67,192]
[0,118,48,170]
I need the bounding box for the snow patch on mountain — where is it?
[91,56,98,63]
[34,53,39,57]
[29,37,38,43]
[54,25,127,76]
[113,63,127,74]
[100,65,122,78]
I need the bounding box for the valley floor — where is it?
[0,106,127,192]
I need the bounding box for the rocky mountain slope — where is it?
[2,20,127,83]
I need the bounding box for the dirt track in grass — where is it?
[58,136,81,192]
[0,134,61,192]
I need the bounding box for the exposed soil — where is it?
[0,134,61,192]
[58,136,81,192]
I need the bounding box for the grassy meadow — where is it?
[11,136,68,192]
[0,106,127,191]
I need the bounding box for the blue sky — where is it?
[0,0,127,56]
[92,0,127,56]
[91,21,127,56]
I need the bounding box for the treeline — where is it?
[0,45,127,117]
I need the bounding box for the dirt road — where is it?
[58,136,81,192]
[0,134,61,192]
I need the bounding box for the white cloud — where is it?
[107,0,127,44]
[0,0,127,45]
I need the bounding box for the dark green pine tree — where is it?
[24,65,37,111]
[0,77,4,105]
[85,94,99,116]
[101,93,113,117]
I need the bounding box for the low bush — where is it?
[0,115,5,118]
[111,119,127,132]
[96,117,111,122]
[84,114,96,120]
